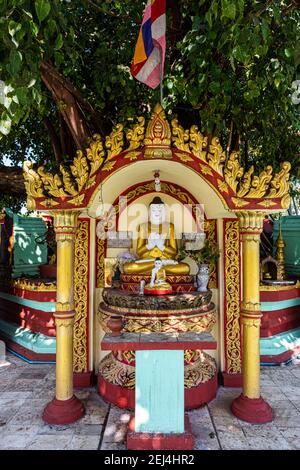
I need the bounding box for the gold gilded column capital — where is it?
[241,301,261,312]
[235,211,265,237]
[54,316,75,329]
[56,302,74,312]
[52,210,79,241]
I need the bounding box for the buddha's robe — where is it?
[123,222,190,274]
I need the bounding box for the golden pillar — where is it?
[231,211,273,423]
[43,210,85,424]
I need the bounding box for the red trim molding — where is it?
[127,415,194,450]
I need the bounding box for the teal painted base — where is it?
[0,291,55,312]
[261,297,300,312]
[135,350,184,434]
[0,319,56,354]
[260,327,300,357]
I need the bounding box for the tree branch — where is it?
[43,117,62,164]
[0,166,25,195]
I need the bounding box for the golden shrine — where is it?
[19,103,291,425]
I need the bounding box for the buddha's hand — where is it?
[156,239,165,251]
[147,232,161,250]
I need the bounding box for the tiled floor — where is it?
[0,353,299,450]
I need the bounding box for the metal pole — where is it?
[160,47,163,105]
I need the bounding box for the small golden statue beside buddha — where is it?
[123,196,190,275]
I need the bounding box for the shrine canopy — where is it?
[23,103,291,214]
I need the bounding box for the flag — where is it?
[131,0,166,89]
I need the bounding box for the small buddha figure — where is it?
[144,257,172,294]
[123,196,190,275]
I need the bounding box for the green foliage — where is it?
[0,0,299,193]
[178,240,220,265]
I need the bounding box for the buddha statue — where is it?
[123,196,190,275]
[144,257,172,294]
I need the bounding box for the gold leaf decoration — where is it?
[236,166,254,198]
[175,152,193,163]
[105,123,124,160]
[199,163,213,176]
[171,119,190,152]
[85,175,96,189]
[143,103,172,158]
[189,125,207,160]
[268,162,291,198]
[257,200,277,208]
[23,161,44,209]
[40,198,60,208]
[232,197,249,208]
[218,180,229,193]
[246,166,273,198]
[102,160,116,172]
[37,167,68,198]
[125,151,141,161]
[68,194,85,206]
[224,152,244,192]
[59,165,78,196]
[281,193,291,209]
[86,134,105,175]
[70,151,89,192]
[126,117,145,151]
[206,136,226,175]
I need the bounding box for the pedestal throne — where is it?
[97,197,218,409]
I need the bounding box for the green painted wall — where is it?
[273,216,300,278]
[5,209,48,278]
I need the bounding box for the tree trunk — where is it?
[0,166,25,195]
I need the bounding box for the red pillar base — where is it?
[231,393,273,424]
[127,415,194,450]
[42,395,85,425]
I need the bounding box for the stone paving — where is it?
[0,352,299,450]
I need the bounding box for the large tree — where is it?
[0,0,299,210]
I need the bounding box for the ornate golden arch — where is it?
[23,103,291,213]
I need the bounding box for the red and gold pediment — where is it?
[23,103,291,212]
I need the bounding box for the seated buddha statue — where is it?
[123,196,190,275]
[144,257,172,294]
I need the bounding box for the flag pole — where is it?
[160,48,163,106]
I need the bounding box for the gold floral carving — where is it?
[124,151,141,161]
[171,119,190,152]
[126,117,145,151]
[199,163,213,176]
[105,124,124,161]
[224,152,244,192]
[73,219,89,373]
[268,162,291,198]
[11,278,56,292]
[23,133,106,205]
[204,220,218,289]
[97,238,106,288]
[98,305,216,334]
[40,199,59,208]
[257,200,277,208]
[231,197,249,208]
[143,103,172,158]
[23,103,291,211]
[218,180,229,193]
[99,350,216,389]
[68,194,85,206]
[224,220,241,374]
